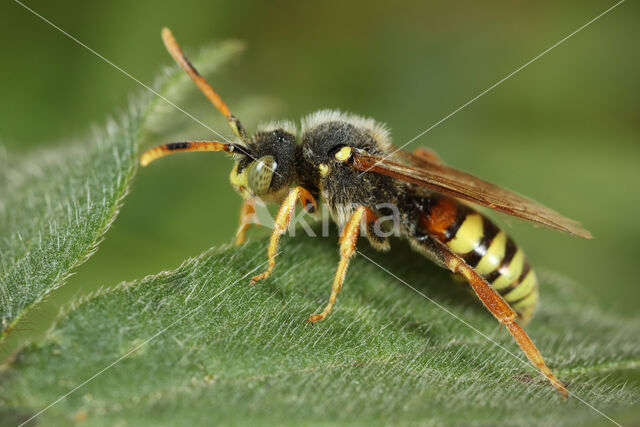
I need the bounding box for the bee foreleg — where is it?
[250,187,316,284]
[307,206,378,323]
[431,238,568,398]
[234,199,256,246]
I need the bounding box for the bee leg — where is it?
[250,187,316,284]
[307,206,378,323]
[234,199,256,246]
[431,238,568,398]
[413,147,443,165]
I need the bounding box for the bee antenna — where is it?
[229,144,252,157]
[140,141,232,167]
[161,27,247,140]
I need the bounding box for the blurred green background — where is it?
[0,0,638,349]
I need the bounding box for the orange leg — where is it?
[308,206,378,323]
[234,199,256,246]
[250,187,316,284]
[431,238,568,398]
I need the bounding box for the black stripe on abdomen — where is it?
[462,217,500,268]
[485,237,517,284]
[497,263,531,296]
[444,205,469,242]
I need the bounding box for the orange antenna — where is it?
[162,27,247,140]
[140,141,234,167]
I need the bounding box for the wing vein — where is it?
[351,150,592,239]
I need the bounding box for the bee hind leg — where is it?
[307,206,378,323]
[430,238,568,398]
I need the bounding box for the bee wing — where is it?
[350,149,593,239]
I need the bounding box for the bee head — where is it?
[142,29,302,205]
[229,128,297,201]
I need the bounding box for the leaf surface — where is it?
[0,41,243,343]
[1,234,638,426]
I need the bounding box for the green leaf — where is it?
[1,233,638,426]
[0,109,142,341]
[0,40,244,343]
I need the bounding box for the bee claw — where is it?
[306,314,325,323]
[250,272,269,285]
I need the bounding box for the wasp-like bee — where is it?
[141,28,593,398]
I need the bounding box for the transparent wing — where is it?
[350,149,593,239]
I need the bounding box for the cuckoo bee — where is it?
[141,28,593,398]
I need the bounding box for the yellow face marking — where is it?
[229,162,252,199]
[334,146,352,162]
[229,162,248,187]
[318,163,329,176]
[475,231,506,275]
[503,270,538,302]
[446,213,484,254]
[492,248,525,290]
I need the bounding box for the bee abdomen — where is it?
[420,196,539,322]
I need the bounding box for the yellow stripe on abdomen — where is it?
[446,213,484,253]
[503,269,537,302]
[492,248,525,290]
[504,268,539,324]
[475,231,506,275]
[441,205,539,323]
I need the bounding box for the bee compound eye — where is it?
[247,155,276,196]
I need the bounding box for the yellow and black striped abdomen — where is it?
[421,197,539,323]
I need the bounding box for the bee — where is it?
[141,28,593,398]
